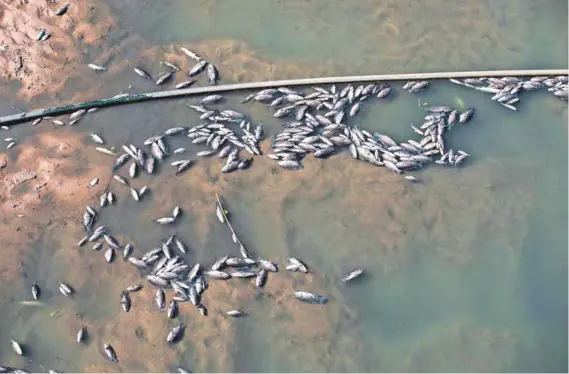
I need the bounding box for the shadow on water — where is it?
[0,0,567,373]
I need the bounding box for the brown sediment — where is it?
[0,0,116,99]
[403,321,519,372]
[0,130,111,284]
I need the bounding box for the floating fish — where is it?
[341,268,364,283]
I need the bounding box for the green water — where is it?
[0,0,567,372]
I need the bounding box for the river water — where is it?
[0,0,567,372]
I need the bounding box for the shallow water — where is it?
[0,0,567,373]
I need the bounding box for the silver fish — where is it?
[147,275,168,287]
[287,257,308,273]
[126,283,143,292]
[120,291,131,312]
[168,299,179,319]
[258,259,278,272]
[134,67,152,80]
[256,269,268,288]
[111,154,130,172]
[172,206,182,218]
[129,162,137,178]
[341,268,364,283]
[88,64,106,72]
[155,71,174,85]
[130,188,139,201]
[176,80,196,89]
[167,323,185,343]
[123,243,133,259]
[231,270,257,278]
[88,177,99,188]
[104,344,118,362]
[211,254,228,271]
[55,3,69,16]
[32,282,40,300]
[180,47,202,61]
[59,282,74,297]
[89,132,104,144]
[188,60,208,77]
[204,270,231,280]
[156,217,175,224]
[294,291,327,304]
[105,247,115,263]
[161,61,181,71]
[175,160,192,175]
[113,175,129,185]
[207,63,219,85]
[226,309,244,317]
[200,95,224,105]
[77,326,86,343]
[155,289,166,311]
[11,340,23,356]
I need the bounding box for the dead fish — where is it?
[95,147,116,156]
[174,238,187,254]
[147,274,168,287]
[32,282,40,300]
[180,47,202,61]
[204,270,231,280]
[138,186,148,197]
[59,282,74,297]
[92,242,103,251]
[226,309,244,317]
[167,323,185,343]
[126,283,143,292]
[89,133,104,145]
[105,247,115,263]
[155,289,166,311]
[256,269,268,288]
[175,160,192,175]
[155,71,174,85]
[459,108,475,123]
[349,103,361,117]
[226,257,256,267]
[172,206,182,218]
[55,3,69,16]
[104,344,118,362]
[168,299,179,319]
[158,61,180,71]
[113,174,129,186]
[134,67,152,80]
[111,154,130,172]
[287,257,308,273]
[107,191,115,204]
[51,119,64,126]
[200,95,224,105]
[207,63,219,85]
[128,162,137,178]
[6,141,16,149]
[231,270,257,278]
[130,188,139,201]
[341,268,364,283]
[156,217,175,225]
[176,80,196,89]
[188,263,201,281]
[88,177,99,188]
[212,255,228,271]
[188,60,208,77]
[11,339,23,356]
[123,243,133,259]
[37,29,46,41]
[294,291,327,304]
[88,64,106,72]
[258,259,278,272]
[77,326,87,343]
[69,109,87,121]
[128,257,148,269]
[32,118,43,126]
[173,148,186,155]
[120,291,131,312]
[145,156,156,174]
[277,160,302,170]
[405,175,419,182]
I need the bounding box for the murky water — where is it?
[0,0,567,372]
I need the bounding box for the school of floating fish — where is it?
[1,46,567,373]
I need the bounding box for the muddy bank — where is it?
[0,0,117,100]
